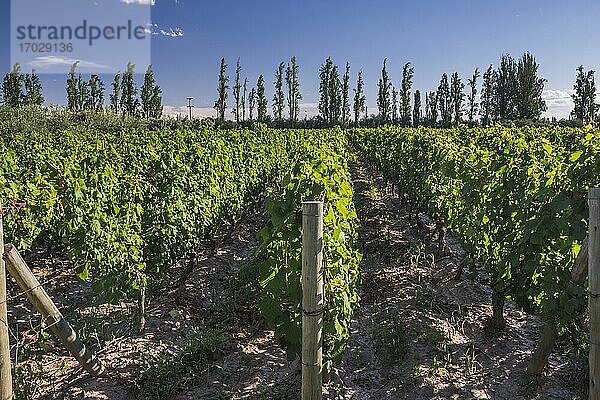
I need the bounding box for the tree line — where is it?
[1,62,163,119]
[215,52,553,128]
[1,53,598,127]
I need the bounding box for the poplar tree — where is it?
[437,73,451,127]
[450,72,464,125]
[480,64,497,126]
[66,62,80,111]
[242,78,247,122]
[318,57,334,124]
[2,64,24,107]
[400,62,414,126]
[377,58,392,123]
[516,52,546,120]
[467,68,480,126]
[496,54,518,120]
[353,70,366,126]
[120,62,138,117]
[23,69,44,106]
[391,86,398,124]
[249,86,256,121]
[256,75,268,122]
[285,56,302,126]
[232,59,242,123]
[341,62,351,126]
[426,91,438,126]
[273,62,285,122]
[214,58,229,121]
[87,74,104,111]
[328,64,342,125]
[110,72,121,112]
[77,74,89,112]
[571,66,597,124]
[413,90,421,127]
[141,65,162,118]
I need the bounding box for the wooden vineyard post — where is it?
[301,202,323,400]
[590,187,600,400]
[0,215,12,400]
[3,244,105,378]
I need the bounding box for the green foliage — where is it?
[353,125,600,325]
[0,109,324,305]
[257,139,361,367]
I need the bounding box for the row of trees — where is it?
[214,57,301,126]
[1,64,44,107]
[213,52,552,127]
[1,54,597,127]
[376,52,547,127]
[1,62,163,119]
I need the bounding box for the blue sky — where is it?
[1,0,599,118]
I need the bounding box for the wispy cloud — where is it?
[28,56,109,70]
[158,27,184,37]
[542,89,573,119]
[121,0,155,5]
[145,23,185,38]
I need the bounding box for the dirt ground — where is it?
[6,162,588,399]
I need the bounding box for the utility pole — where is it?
[186,97,194,120]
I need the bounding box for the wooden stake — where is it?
[3,244,105,378]
[590,187,600,400]
[301,201,323,400]
[0,216,12,400]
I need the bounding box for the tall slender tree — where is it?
[214,58,229,121]
[248,86,256,122]
[480,64,497,126]
[467,68,480,126]
[353,71,366,126]
[318,57,334,124]
[377,59,392,123]
[77,73,89,112]
[273,62,285,122]
[110,72,121,113]
[413,90,422,127]
[400,62,414,126]
[141,65,162,118]
[87,74,104,111]
[232,59,242,123]
[285,56,302,126]
[329,64,342,125]
[2,63,24,107]
[120,62,138,116]
[426,91,438,126]
[66,62,80,111]
[23,69,44,106]
[233,60,244,123]
[450,72,465,125]
[242,78,247,122]
[571,65,597,124]
[437,73,452,127]
[256,74,268,122]
[341,62,351,126]
[496,54,518,120]
[516,52,546,120]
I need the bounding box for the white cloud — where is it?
[542,89,573,120]
[145,23,184,38]
[159,27,184,37]
[121,0,155,5]
[28,56,109,70]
